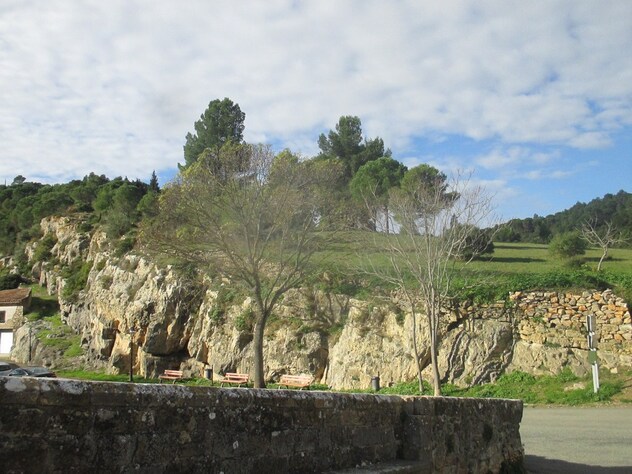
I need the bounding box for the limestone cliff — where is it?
[11,216,632,389]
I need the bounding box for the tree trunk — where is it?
[410,305,424,394]
[253,317,266,388]
[597,247,608,272]
[384,205,390,235]
[429,311,442,396]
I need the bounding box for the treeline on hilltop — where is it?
[495,190,632,244]
[1,97,630,272]
[1,97,483,266]
[0,172,160,259]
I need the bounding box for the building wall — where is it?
[0,377,524,473]
[0,304,20,328]
[0,304,22,354]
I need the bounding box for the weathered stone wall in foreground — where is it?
[0,378,523,474]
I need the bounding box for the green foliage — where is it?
[455,226,495,260]
[61,260,93,302]
[114,237,136,257]
[182,97,245,169]
[235,308,255,332]
[549,231,588,259]
[442,369,622,405]
[137,191,159,219]
[36,313,78,354]
[63,341,84,357]
[379,379,433,395]
[497,190,632,244]
[32,233,56,263]
[100,275,114,290]
[95,259,107,272]
[56,370,157,383]
[210,287,238,324]
[149,171,160,193]
[317,115,390,181]
[26,285,60,321]
[0,174,152,259]
[453,268,612,303]
[349,157,406,232]
[0,269,22,290]
[104,183,147,237]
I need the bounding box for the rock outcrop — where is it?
[11,216,632,389]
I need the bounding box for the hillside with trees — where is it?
[495,191,632,244]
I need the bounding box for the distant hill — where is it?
[496,190,632,243]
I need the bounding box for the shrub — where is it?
[235,308,254,332]
[549,232,587,260]
[100,275,114,289]
[32,234,56,263]
[114,237,135,257]
[61,260,93,302]
[0,270,22,290]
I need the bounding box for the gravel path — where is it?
[521,406,632,473]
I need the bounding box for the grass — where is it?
[26,284,60,321]
[470,243,632,274]
[53,368,629,406]
[58,370,157,383]
[24,284,85,359]
[312,235,632,302]
[442,368,625,405]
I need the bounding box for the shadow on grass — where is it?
[26,296,60,320]
[583,256,625,262]
[488,257,546,263]
[526,455,632,473]
[494,244,547,251]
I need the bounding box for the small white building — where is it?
[0,287,31,355]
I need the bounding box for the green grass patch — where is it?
[37,314,77,352]
[442,369,623,405]
[313,236,632,303]
[57,370,157,383]
[26,284,60,321]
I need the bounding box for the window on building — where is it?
[0,311,5,323]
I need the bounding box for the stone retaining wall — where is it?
[511,289,631,358]
[0,378,523,473]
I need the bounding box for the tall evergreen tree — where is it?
[181,98,245,170]
[317,116,390,180]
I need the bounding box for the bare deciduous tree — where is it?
[581,219,628,271]
[373,172,496,396]
[144,143,337,388]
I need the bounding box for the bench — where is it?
[158,369,184,383]
[278,374,313,390]
[220,372,249,387]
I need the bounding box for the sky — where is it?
[1,0,631,221]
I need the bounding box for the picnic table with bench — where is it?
[278,374,313,390]
[158,369,184,383]
[220,372,250,387]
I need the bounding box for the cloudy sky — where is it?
[1,1,631,220]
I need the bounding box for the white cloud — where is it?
[0,0,631,188]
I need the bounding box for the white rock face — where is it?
[12,216,631,389]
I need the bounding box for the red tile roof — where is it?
[0,287,32,305]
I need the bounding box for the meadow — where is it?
[312,233,632,302]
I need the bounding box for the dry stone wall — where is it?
[511,290,632,371]
[0,377,524,474]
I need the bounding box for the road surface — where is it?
[521,406,632,473]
